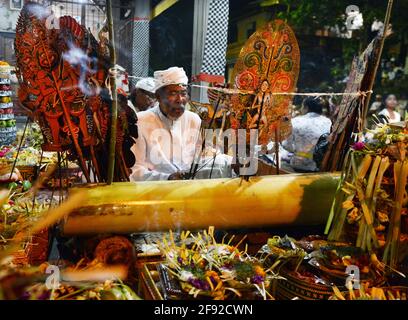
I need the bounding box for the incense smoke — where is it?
[26,3,52,20]
[62,44,99,96]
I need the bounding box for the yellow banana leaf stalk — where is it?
[383,159,408,268]
[327,153,372,241]
[62,173,339,235]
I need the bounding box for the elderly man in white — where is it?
[129,67,202,181]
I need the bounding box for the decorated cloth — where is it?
[153,67,188,92]
[282,112,332,172]
[114,64,130,96]
[129,105,201,181]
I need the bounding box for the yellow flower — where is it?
[361,266,370,273]
[342,200,355,210]
[206,270,220,282]
[375,224,386,232]
[347,207,360,224]
[341,256,352,266]
[254,265,266,277]
[377,211,389,223]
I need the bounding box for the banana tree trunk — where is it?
[62,173,340,235]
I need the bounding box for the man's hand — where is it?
[168,171,191,180]
[384,24,393,38]
[231,163,241,176]
[168,172,184,180]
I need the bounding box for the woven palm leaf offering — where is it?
[259,235,370,300]
[19,280,140,300]
[0,156,20,184]
[330,283,408,300]
[157,227,282,300]
[0,261,140,300]
[259,235,307,272]
[325,122,408,278]
[0,159,13,177]
[0,187,52,266]
[306,244,386,288]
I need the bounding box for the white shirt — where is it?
[130,105,201,181]
[282,112,332,172]
[378,108,401,123]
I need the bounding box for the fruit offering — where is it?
[0,61,16,145]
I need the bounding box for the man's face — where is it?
[157,84,189,120]
[134,88,156,111]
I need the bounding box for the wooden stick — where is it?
[362,0,394,122]
[190,94,223,179]
[274,127,280,175]
[209,111,228,179]
[106,0,118,185]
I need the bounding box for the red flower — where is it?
[352,141,365,151]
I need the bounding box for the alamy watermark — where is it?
[345,264,360,289]
[345,5,363,31]
[45,265,61,290]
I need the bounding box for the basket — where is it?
[39,167,82,189]
[0,162,13,177]
[157,264,268,300]
[12,229,49,266]
[139,262,164,300]
[273,267,338,300]
[16,165,38,181]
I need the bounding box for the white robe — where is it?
[130,105,235,181]
[130,105,202,181]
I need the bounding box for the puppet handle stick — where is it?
[362,0,393,123]
[106,0,118,184]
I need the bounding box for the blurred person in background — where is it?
[282,97,332,172]
[369,94,383,115]
[377,94,401,123]
[129,77,157,112]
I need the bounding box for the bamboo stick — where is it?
[106,0,118,185]
[362,0,394,122]
[62,173,340,235]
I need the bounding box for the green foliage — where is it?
[271,0,407,96]
[276,0,407,35]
